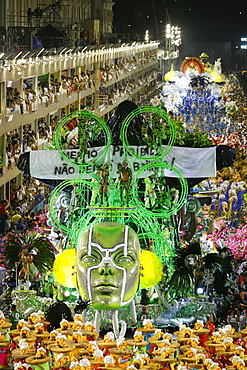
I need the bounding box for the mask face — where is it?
[76,222,140,310]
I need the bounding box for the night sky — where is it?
[113,0,247,45]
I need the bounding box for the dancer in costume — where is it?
[117,161,132,207]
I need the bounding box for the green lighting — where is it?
[49,107,188,267]
[53,110,112,169]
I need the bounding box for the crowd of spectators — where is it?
[2,52,158,234]
[97,69,157,110]
[4,207,49,235]
[6,86,38,115]
[6,87,24,113]
[4,63,157,170]
[5,120,53,171]
[5,52,157,115]
[5,126,38,170]
[5,130,22,170]
[38,118,51,140]
[0,176,51,236]
[97,52,156,84]
[13,175,47,205]
[23,124,38,151]
[38,82,59,107]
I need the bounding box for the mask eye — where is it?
[81,255,97,263]
[80,251,102,264]
[114,253,135,265]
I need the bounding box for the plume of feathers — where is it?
[4,232,55,274]
[168,240,233,298]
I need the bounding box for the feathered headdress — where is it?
[4,232,55,274]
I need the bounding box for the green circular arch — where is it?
[53,110,112,170]
[120,106,176,160]
[134,161,188,218]
[48,178,96,233]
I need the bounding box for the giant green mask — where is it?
[76,222,140,310]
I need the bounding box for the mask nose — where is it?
[99,257,113,275]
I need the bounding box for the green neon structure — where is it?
[49,106,188,284]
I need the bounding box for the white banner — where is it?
[164,146,216,178]
[29,146,216,180]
